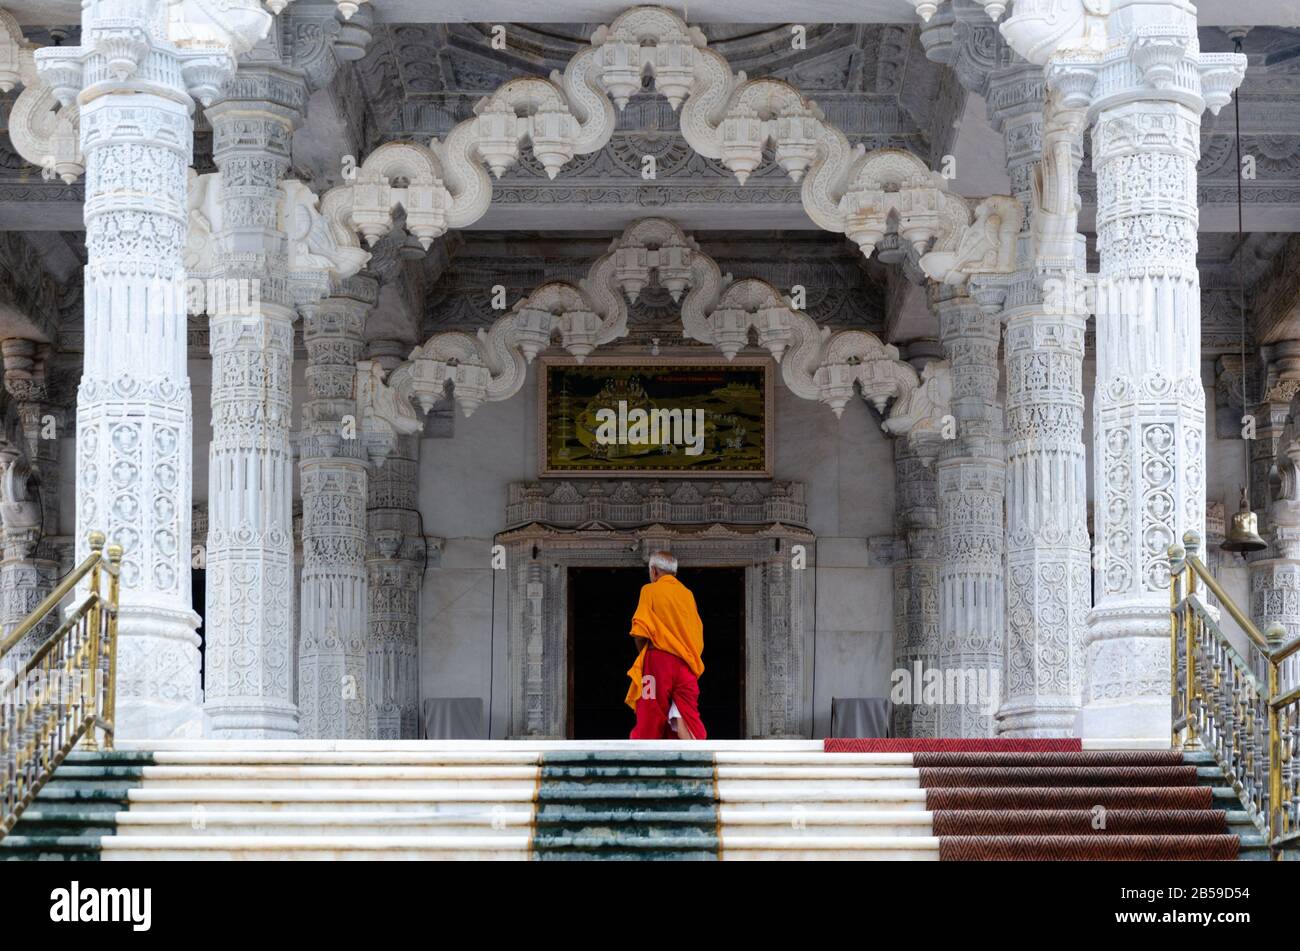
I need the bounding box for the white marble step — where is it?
[714,752,914,766]
[126,786,537,810]
[150,751,544,766]
[720,835,941,861]
[133,765,540,788]
[718,808,934,837]
[717,781,923,802]
[715,766,921,781]
[113,807,534,836]
[100,835,532,861]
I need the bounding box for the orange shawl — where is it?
[624,574,705,710]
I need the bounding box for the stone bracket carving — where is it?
[317,6,1017,283]
[186,171,370,309]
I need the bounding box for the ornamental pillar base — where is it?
[206,701,301,739]
[113,602,208,740]
[1077,606,1170,743]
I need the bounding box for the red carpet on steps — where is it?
[824,738,1083,752]
[823,741,1237,860]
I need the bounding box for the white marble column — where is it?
[299,284,372,738]
[892,436,941,737]
[934,287,1005,737]
[1076,1,1244,739]
[0,340,59,668]
[365,429,422,740]
[36,0,269,737]
[989,68,1092,736]
[200,68,307,738]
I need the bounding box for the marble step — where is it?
[119,765,543,788]
[720,835,941,860]
[124,787,537,810]
[112,808,534,836]
[97,835,532,861]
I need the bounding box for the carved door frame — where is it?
[499,480,815,738]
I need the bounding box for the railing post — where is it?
[103,543,122,751]
[82,532,104,753]
[1169,542,1185,750]
[1183,531,1201,752]
[1266,621,1285,858]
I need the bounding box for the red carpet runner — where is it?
[824,738,1083,752]
[824,742,1238,860]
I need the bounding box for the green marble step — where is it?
[1186,753,1298,860]
[537,780,715,801]
[535,848,717,861]
[536,804,717,824]
[0,835,104,861]
[532,751,720,859]
[1,750,153,861]
[541,765,716,781]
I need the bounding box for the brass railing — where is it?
[1169,530,1300,857]
[0,532,122,840]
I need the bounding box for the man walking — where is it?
[625,551,707,740]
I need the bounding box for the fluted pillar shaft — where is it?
[934,289,1005,737]
[299,286,372,738]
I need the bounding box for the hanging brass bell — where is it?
[1221,488,1267,553]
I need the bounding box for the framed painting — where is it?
[538,356,773,478]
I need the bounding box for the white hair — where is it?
[648,551,678,575]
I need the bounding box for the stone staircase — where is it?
[0,742,1278,860]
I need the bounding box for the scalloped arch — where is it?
[358,218,948,461]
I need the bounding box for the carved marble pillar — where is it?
[989,70,1092,736]
[0,340,60,666]
[1245,356,1300,661]
[892,436,941,738]
[199,63,307,737]
[934,287,1005,737]
[36,1,269,737]
[1076,5,1240,740]
[298,283,373,738]
[364,343,423,739]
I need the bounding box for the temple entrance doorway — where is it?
[566,566,745,740]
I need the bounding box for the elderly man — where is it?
[624,551,707,740]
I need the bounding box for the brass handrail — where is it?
[1169,530,1300,858]
[0,532,123,840]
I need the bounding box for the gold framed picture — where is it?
[538,356,773,478]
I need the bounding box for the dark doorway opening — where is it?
[567,565,745,739]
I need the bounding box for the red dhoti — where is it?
[630,646,708,740]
